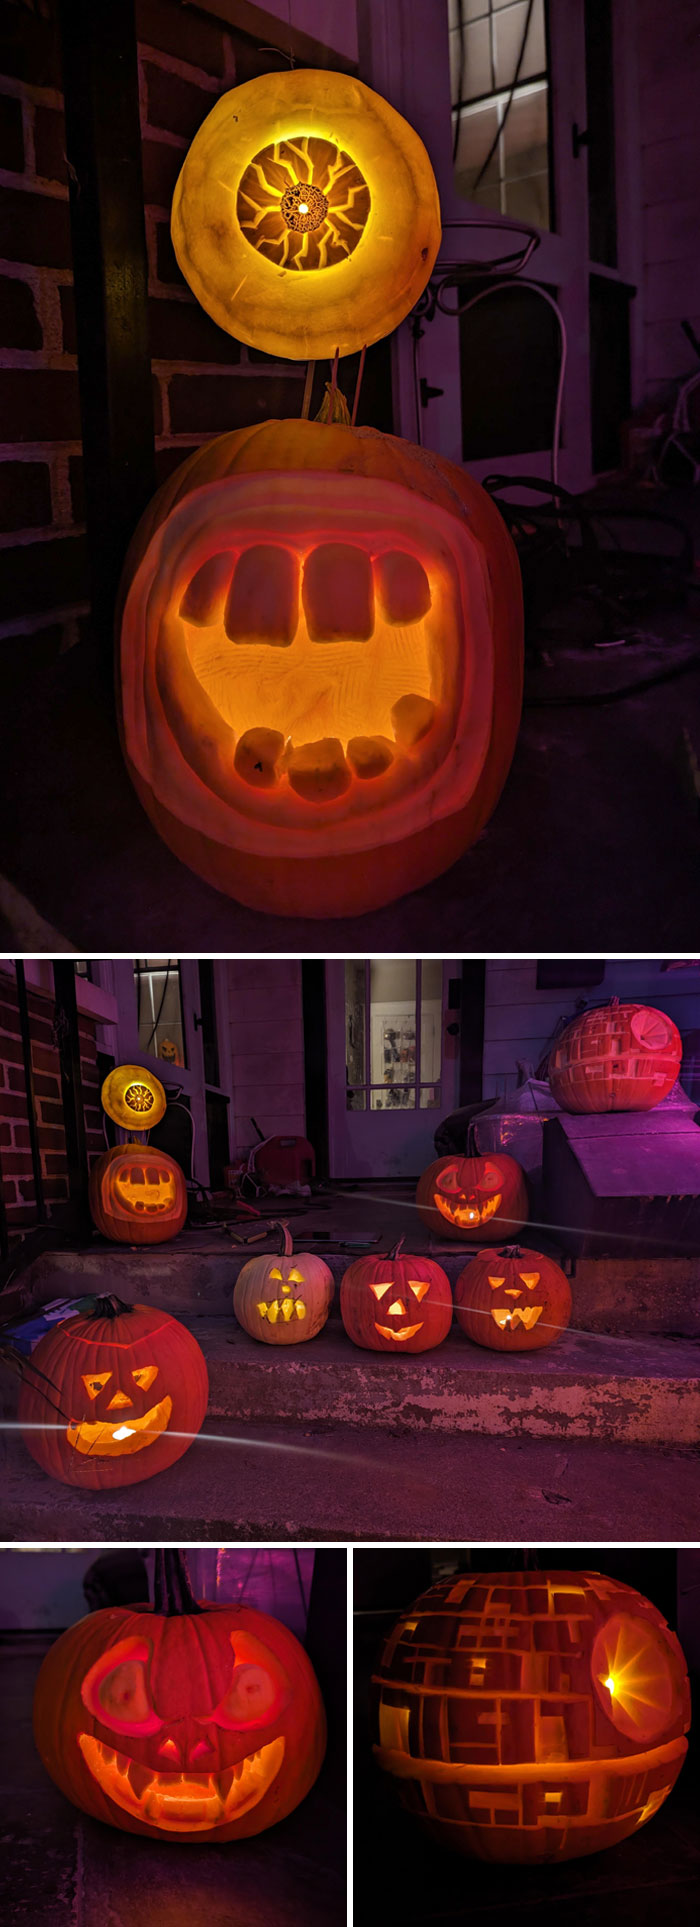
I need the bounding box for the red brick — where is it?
[0,92,24,172]
[32,1072,61,1098]
[149,294,239,364]
[59,283,76,353]
[155,219,185,286]
[0,273,42,350]
[3,1150,34,1173]
[0,368,81,441]
[141,135,185,208]
[0,1094,28,1118]
[27,1016,55,1045]
[0,3,62,88]
[169,371,304,434]
[33,1045,61,1074]
[0,186,72,268]
[144,61,218,140]
[34,104,67,183]
[0,532,88,622]
[40,1178,69,1201]
[0,461,52,534]
[0,1039,24,1066]
[0,1123,11,1145]
[0,997,19,1027]
[42,1128,68,1150]
[136,0,228,76]
[12,1124,30,1148]
[45,1152,68,1174]
[38,1101,64,1125]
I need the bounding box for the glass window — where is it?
[449,0,551,231]
[343,962,442,1112]
[134,959,186,1069]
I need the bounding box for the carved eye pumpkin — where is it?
[100,1064,167,1131]
[548,1000,682,1114]
[416,1154,529,1242]
[234,1223,334,1346]
[340,1238,452,1353]
[18,1296,208,1489]
[171,67,441,362]
[33,1552,327,1843]
[455,1245,572,1351]
[372,1567,690,1864]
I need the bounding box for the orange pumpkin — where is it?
[34,1550,326,1841]
[416,1153,529,1242]
[340,1238,452,1353]
[372,1567,690,1862]
[118,417,523,918]
[548,1000,683,1113]
[100,1063,166,1131]
[171,66,440,361]
[89,1144,187,1245]
[234,1222,334,1344]
[18,1296,208,1488]
[454,1244,572,1350]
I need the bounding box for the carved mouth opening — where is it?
[78,1732,284,1830]
[434,1191,502,1228]
[67,1396,172,1457]
[114,1167,177,1214]
[491,1305,543,1331]
[257,1298,307,1323]
[374,1322,423,1342]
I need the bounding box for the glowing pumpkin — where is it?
[548,1001,683,1113]
[233,1222,333,1345]
[34,1549,326,1841]
[89,1144,187,1245]
[118,417,523,917]
[455,1244,572,1350]
[18,1296,208,1488]
[416,1153,528,1242]
[340,1238,452,1353]
[171,66,440,361]
[373,1567,690,1863]
[100,1063,166,1131]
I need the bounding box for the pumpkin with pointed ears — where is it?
[33,1550,326,1842]
[234,1221,334,1345]
[416,1153,529,1242]
[118,414,522,918]
[548,1000,683,1114]
[340,1237,452,1353]
[89,1144,187,1245]
[171,66,440,362]
[455,1244,572,1351]
[18,1296,208,1489]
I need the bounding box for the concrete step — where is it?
[1,1418,698,1542]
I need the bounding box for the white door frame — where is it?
[326,959,464,1179]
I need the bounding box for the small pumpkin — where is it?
[118,416,522,918]
[548,1000,683,1113]
[18,1296,208,1489]
[100,1063,166,1131]
[33,1549,326,1841]
[234,1222,333,1344]
[89,1144,187,1245]
[455,1244,572,1351]
[171,66,440,362]
[340,1237,452,1353]
[416,1153,529,1242]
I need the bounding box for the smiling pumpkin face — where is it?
[416,1154,529,1242]
[89,1145,188,1246]
[118,417,522,917]
[340,1240,452,1353]
[33,1600,326,1842]
[455,1245,573,1351]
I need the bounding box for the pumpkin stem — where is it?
[314,381,352,426]
[153,1549,203,1617]
[386,1237,405,1261]
[274,1219,294,1256]
[91,1295,134,1320]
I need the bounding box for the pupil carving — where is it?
[281,181,328,231]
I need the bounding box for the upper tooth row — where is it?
[180,543,432,642]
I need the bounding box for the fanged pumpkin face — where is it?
[369,1277,433,1342]
[256,1263,309,1327]
[67,1364,172,1459]
[487,1268,543,1334]
[434,1162,503,1230]
[78,1629,289,1833]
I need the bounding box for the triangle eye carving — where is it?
[519,1273,540,1290]
[488,1277,506,1291]
[370,1282,392,1300]
[409,1281,431,1302]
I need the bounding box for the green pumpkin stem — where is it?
[153,1549,203,1617]
[274,1220,294,1256]
[314,381,352,425]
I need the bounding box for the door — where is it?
[326,960,464,1178]
[93,959,230,1187]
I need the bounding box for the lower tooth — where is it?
[287,737,351,803]
[235,728,285,788]
[391,693,435,748]
[346,735,395,780]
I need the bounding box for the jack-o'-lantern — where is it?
[340,1238,452,1353]
[100,1063,166,1131]
[89,1144,187,1245]
[171,67,440,361]
[118,417,522,917]
[416,1154,529,1242]
[233,1221,333,1345]
[159,1036,183,1066]
[33,1549,326,1841]
[372,1568,690,1863]
[548,1001,683,1113]
[18,1297,208,1488]
[455,1245,572,1351]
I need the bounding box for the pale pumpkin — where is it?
[233,1222,333,1345]
[100,1064,166,1132]
[171,67,440,361]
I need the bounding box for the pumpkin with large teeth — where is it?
[416,1153,529,1242]
[118,418,523,917]
[455,1244,572,1351]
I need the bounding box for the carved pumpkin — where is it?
[455,1244,572,1351]
[233,1221,334,1344]
[159,1037,183,1066]
[416,1153,529,1242]
[372,1568,690,1863]
[100,1063,166,1131]
[548,1000,683,1113]
[118,417,522,917]
[89,1144,187,1245]
[34,1549,326,1841]
[18,1297,208,1488]
[171,67,440,362]
[340,1238,452,1353]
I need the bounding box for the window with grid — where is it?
[134,959,186,1069]
[449,0,551,231]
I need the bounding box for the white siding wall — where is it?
[483,960,700,1099]
[638,0,700,396]
[225,961,306,1157]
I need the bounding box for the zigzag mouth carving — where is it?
[78,1732,284,1831]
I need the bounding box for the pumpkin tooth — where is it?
[224,543,298,644]
[287,736,351,802]
[375,550,431,624]
[180,552,233,625]
[346,735,395,780]
[302,541,374,640]
[391,693,436,747]
[127,1759,154,1799]
[234,727,285,788]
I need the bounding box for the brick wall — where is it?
[0,967,104,1232]
[638,0,700,397]
[225,960,306,1157]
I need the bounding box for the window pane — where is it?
[345,961,366,1110]
[450,0,551,231]
[135,959,186,1068]
[493,0,546,89]
[369,959,417,1110]
[502,83,548,179]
